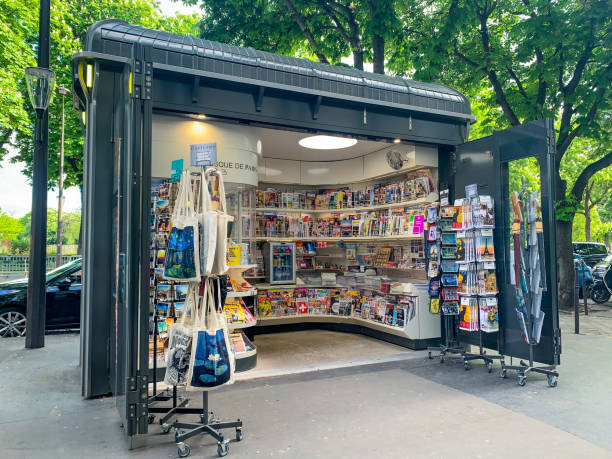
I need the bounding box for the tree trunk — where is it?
[353,49,364,71]
[556,220,575,310]
[584,183,591,241]
[606,232,611,250]
[372,35,385,74]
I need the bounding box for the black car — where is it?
[0,259,82,338]
[573,242,609,268]
[592,253,612,280]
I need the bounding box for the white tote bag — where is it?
[164,171,201,281]
[209,171,234,275]
[163,284,196,386]
[186,279,235,391]
[199,170,218,276]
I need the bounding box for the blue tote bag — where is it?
[187,279,235,390]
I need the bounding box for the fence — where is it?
[0,255,81,273]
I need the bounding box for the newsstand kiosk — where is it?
[73,20,560,454]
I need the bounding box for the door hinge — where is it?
[126,373,149,422]
[131,60,153,100]
[553,328,562,356]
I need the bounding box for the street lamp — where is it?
[56,85,70,268]
[25,0,53,349]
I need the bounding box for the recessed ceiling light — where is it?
[197,114,207,119]
[393,138,401,143]
[298,135,357,150]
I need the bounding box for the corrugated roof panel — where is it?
[84,20,472,119]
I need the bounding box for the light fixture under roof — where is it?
[197,114,207,119]
[298,135,357,150]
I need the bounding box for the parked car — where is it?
[572,242,608,267]
[0,259,82,338]
[574,254,594,297]
[592,253,612,280]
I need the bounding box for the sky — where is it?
[158,0,201,16]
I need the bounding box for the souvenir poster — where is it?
[156,249,166,266]
[428,278,440,296]
[478,262,498,295]
[174,301,185,315]
[428,260,439,278]
[440,260,459,273]
[439,219,453,232]
[441,301,459,315]
[429,297,440,314]
[427,205,438,223]
[427,224,438,242]
[156,284,172,301]
[441,232,457,245]
[428,242,439,260]
[455,232,466,262]
[441,273,458,287]
[156,302,169,318]
[479,297,499,332]
[474,196,495,228]
[441,246,456,259]
[174,284,189,301]
[477,229,495,261]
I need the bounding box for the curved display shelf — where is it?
[251,193,438,214]
[253,235,423,242]
[235,348,257,359]
[227,320,258,330]
[227,264,258,270]
[226,289,258,298]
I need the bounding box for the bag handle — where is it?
[201,169,214,213]
[178,284,196,327]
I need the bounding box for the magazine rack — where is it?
[427,314,464,362]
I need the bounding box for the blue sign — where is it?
[171,158,184,181]
[190,142,217,167]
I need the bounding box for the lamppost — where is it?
[56,85,70,268]
[24,0,55,349]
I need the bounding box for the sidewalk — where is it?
[1,332,611,458]
[559,302,612,337]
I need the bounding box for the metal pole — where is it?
[581,263,588,316]
[25,0,50,349]
[574,262,579,335]
[56,89,66,267]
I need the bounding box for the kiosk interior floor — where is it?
[73,19,560,456]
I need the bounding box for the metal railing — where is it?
[0,255,81,272]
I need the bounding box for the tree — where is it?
[0,210,24,242]
[1,0,201,190]
[392,0,612,308]
[182,0,400,72]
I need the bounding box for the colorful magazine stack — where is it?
[256,171,434,211]
[255,287,416,328]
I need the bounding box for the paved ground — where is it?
[559,302,612,337]
[1,329,611,459]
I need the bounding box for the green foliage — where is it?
[557,196,579,223]
[1,0,200,189]
[0,210,24,241]
[9,239,29,255]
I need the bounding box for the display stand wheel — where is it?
[148,414,156,425]
[486,361,493,373]
[517,375,526,386]
[464,360,471,371]
[499,369,507,379]
[236,428,243,441]
[440,357,445,364]
[177,442,191,457]
[161,423,172,434]
[547,375,558,388]
[428,351,433,360]
[217,441,229,457]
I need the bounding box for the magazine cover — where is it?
[256,294,272,318]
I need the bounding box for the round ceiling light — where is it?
[298,135,357,150]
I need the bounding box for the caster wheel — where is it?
[464,361,471,371]
[486,362,493,373]
[148,414,155,425]
[161,423,171,434]
[440,357,445,364]
[517,376,526,387]
[547,375,558,388]
[200,413,208,424]
[175,430,185,442]
[499,369,507,379]
[177,442,191,458]
[236,428,243,441]
[428,352,433,360]
[217,442,229,457]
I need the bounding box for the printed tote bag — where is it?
[164,170,201,281]
[163,284,196,386]
[199,169,218,276]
